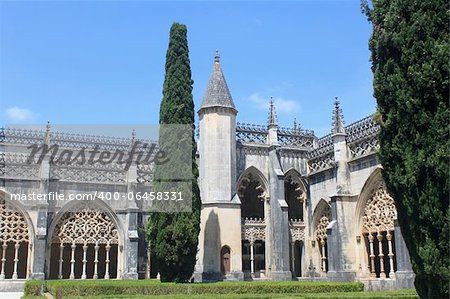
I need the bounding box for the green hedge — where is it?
[62,290,418,299]
[29,280,363,299]
[23,279,42,296]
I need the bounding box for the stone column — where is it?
[386,232,395,278]
[250,241,255,275]
[81,244,88,279]
[123,208,139,279]
[12,242,20,279]
[69,243,76,279]
[368,233,376,278]
[32,204,48,279]
[105,243,111,280]
[325,102,357,282]
[267,148,291,280]
[320,239,327,272]
[393,221,415,289]
[33,141,51,280]
[290,241,295,276]
[58,244,64,279]
[93,243,99,279]
[377,232,386,278]
[0,243,7,279]
[326,194,358,282]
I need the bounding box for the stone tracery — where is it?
[315,205,331,273]
[52,208,118,245]
[362,184,396,234]
[361,181,397,279]
[51,207,119,279]
[0,198,30,279]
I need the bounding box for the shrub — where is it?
[24,279,44,296]
[44,280,363,299]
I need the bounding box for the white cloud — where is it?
[247,93,299,114]
[254,18,263,27]
[5,106,35,121]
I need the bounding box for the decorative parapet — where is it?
[1,126,158,184]
[50,162,127,184]
[345,115,380,143]
[137,163,153,184]
[2,126,158,152]
[2,152,40,180]
[2,127,45,145]
[278,126,315,148]
[345,115,380,159]
[236,123,267,144]
[50,131,131,151]
[236,122,316,147]
[307,114,380,171]
[241,217,266,243]
[308,152,335,173]
[289,219,305,242]
[307,134,334,173]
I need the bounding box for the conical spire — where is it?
[267,98,278,127]
[199,50,236,112]
[332,97,345,134]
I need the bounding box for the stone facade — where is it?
[193,54,415,290]
[0,52,414,290]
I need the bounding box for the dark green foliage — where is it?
[146,22,201,282]
[31,280,364,298]
[362,1,449,297]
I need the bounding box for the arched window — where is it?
[0,199,30,279]
[284,171,306,221]
[238,173,266,219]
[49,207,119,279]
[362,183,397,279]
[238,168,268,278]
[315,204,330,273]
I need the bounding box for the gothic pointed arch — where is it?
[284,168,307,221]
[312,199,331,273]
[0,189,34,279]
[48,200,123,279]
[312,199,331,232]
[355,167,398,279]
[237,166,269,197]
[237,166,269,219]
[238,166,267,277]
[47,199,124,247]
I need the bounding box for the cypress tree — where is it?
[362,1,449,297]
[147,22,201,282]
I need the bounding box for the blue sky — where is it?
[0,1,375,137]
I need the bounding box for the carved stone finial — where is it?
[131,129,136,141]
[332,97,345,134]
[267,98,278,127]
[44,120,51,144]
[214,50,220,70]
